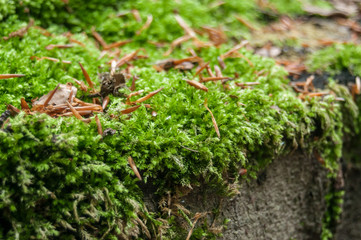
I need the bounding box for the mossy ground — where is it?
[0,1,360,239]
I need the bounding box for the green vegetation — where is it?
[308,43,361,76]
[0,0,359,239]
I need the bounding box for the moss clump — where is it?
[0,1,359,239]
[307,44,361,163]
[307,43,361,76]
[0,113,153,239]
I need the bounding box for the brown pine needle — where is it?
[81,118,92,123]
[235,16,257,31]
[95,115,103,135]
[1,118,10,129]
[305,75,315,93]
[164,35,192,56]
[217,56,226,69]
[136,15,153,35]
[0,74,25,79]
[131,9,142,22]
[68,90,74,103]
[102,96,110,110]
[66,101,84,120]
[186,80,208,92]
[72,106,102,111]
[204,98,220,138]
[104,40,132,50]
[239,168,247,176]
[69,38,86,47]
[202,26,227,46]
[186,213,207,240]
[206,65,215,77]
[116,49,142,67]
[235,82,260,87]
[171,36,192,48]
[72,78,88,92]
[128,156,142,181]
[121,105,141,114]
[30,56,71,64]
[188,48,198,57]
[174,14,196,38]
[126,90,144,104]
[3,19,34,40]
[130,76,137,91]
[153,65,164,72]
[74,98,98,106]
[78,62,94,89]
[173,56,202,65]
[194,62,209,78]
[356,76,361,94]
[20,98,30,110]
[60,110,93,117]
[7,104,20,115]
[45,44,73,50]
[91,28,108,48]
[214,65,223,77]
[200,76,230,83]
[134,87,163,104]
[44,84,60,107]
[221,40,249,59]
[307,92,329,97]
[33,26,53,37]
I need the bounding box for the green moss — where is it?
[307,43,361,76]
[0,1,359,239]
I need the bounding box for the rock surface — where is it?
[335,164,361,240]
[179,152,329,240]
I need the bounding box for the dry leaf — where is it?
[33,84,77,107]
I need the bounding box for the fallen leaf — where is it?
[33,84,77,107]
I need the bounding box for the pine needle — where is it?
[204,99,220,138]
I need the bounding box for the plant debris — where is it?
[0,74,25,79]
[128,156,142,181]
[2,19,34,40]
[204,98,220,138]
